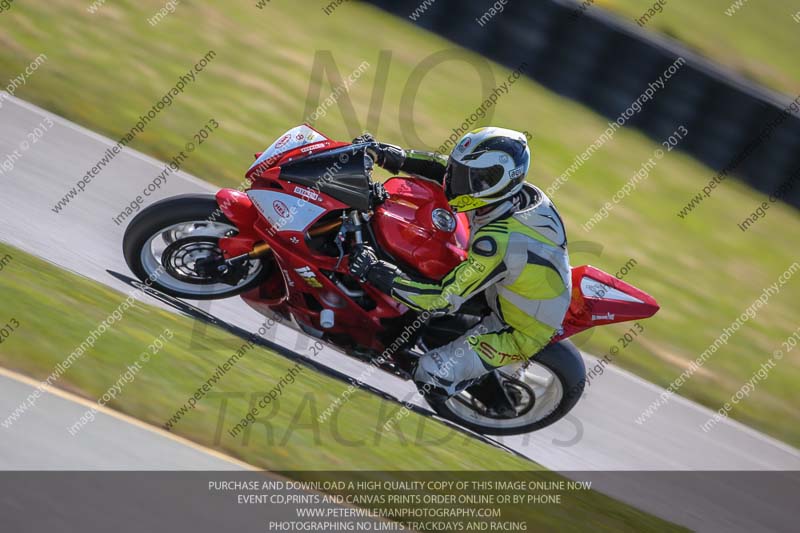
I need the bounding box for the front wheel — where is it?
[123,194,269,300]
[426,340,585,436]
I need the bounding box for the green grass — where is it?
[0,243,685,532]
[597,0,800,97]
[1,0,799,447]
[0,250,520,472]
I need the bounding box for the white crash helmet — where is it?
[443,127,531,212]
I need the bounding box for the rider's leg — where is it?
[413,314,527,397]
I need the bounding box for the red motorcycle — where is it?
[123,125,659,435]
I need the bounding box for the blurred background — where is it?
[1,0,798,463]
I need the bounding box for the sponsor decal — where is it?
[585,281,605,295]
[293,186,321,202]
[289,236,300,244]
[300,142,328,153]
[477,342,523,365]
[449,194,487,212]
[273,200,290,219]
[275,134,291,149]
[509,165,525,179]
[466,256,487,272]
[295,266,322,288]
[592,312,615,321]
[457,137,472,152]
[248,190,326,233]
[280,267,295,287]
[295,133,305,141]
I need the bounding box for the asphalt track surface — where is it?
[0,370,385,532]
[1,94,799,531]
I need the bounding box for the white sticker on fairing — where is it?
[247,190,325,232]
[294,186,321,202]
[580,277,643,303]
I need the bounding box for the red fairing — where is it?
[215,189,261,258]
[372,177,469,280]
[554,265,660,342]
[216,189,258,231]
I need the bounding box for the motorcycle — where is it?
[123,125,659,435]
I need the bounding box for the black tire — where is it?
[426,340,586,436]
[123,194,268,300]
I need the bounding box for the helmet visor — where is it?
[444,160,505,198]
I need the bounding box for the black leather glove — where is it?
[349,244,380,281]
[349,245,404,294]
[352,133,406,174]
[369,143,406,174]
[352,133,376,144]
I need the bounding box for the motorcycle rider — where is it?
[349,127,571,399]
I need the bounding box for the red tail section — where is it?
[554,265,659,342]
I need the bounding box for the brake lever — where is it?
[333,212,357,271]
[333,228,346,271]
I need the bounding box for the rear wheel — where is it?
[123,194,269,299]
[426,340,585,435]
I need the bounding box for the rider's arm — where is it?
[397,151,448,182]
[367,140,447,181]
[389,229,509,314]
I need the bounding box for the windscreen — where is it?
[248,125,331,171]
